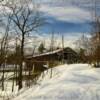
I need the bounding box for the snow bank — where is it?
[14,64,100,100]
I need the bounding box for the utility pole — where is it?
[50,31,54,52]
[50,31,55,78]
[62,34,65,63]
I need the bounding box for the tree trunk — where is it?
[18,33,25,90]
[2,63,5,91]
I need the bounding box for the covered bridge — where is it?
[25,47,80,72]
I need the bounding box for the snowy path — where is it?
[14,64,100,100]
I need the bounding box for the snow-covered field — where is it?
[13,64,100,100]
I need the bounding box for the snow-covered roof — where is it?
[34,49,62,57]
[27,47,76,59]
[26,49,62,59]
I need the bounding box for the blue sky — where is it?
[37,0,94,37]
[1,0,100,48]
[33,0,100,47]
[29,0,94,47]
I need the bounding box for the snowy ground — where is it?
[0,71,30,100]
[13,64,100,100]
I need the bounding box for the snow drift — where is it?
[14,64,100,100]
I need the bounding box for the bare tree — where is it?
[91,17,100,66]
[90,0,100,66]
[0,11,11,91]
[4,1,44,90]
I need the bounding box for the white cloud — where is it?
[40,5,91,23]
[23,34,78,50]
[0,0,93,48]
[39,34,78,49]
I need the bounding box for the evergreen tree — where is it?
[79,48,86,62]
[38,43,45,54]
